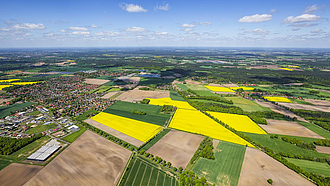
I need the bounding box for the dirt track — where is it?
[0,163,43,186]
[25,130,131,186]
[260,119,324,139]
[115,89,169,102]
[84,118,144,147]
[316,146,330,154]
[255,101,308,122]
[84,78,109,85]
[238,147,315,186]
[278,102,330,113]
[101,91,120,99]
[147,129,203,168]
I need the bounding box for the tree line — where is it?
[0,133,43,155]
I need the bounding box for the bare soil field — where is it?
[305,99,330,106]
[0,163,43,186]
[213,91,236,95]
[84,118,144,147]
[316,146,330,154]
[185,79,201,85]
[208,83,223,87]
[278,102,330,113]
[25,130,131,186]
[255,101,308,122]
[84,78,110,85]
[260,119,323,139]
[147,129,203,168]
[222,83,239,87]
[238,147,315,186]
[115,89,169,102]
[101,91,120,99]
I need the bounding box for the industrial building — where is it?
[27,139,61,161]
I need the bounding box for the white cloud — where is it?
[292,28,301,31]
[283,14,320,23]
[244,28,269,35]
[59,29,66,33]
[91,24,99,28]
[71,31,90,35]
[0,28,11,31]
[12,23,46,30]
[198,22,211,25]
[69,27,88,31]
[154,3,170,11]
[94,31,119,36]
[156,32,168,35]
[311,28,324,34]
[238,14,272,23]
[289,23,319,27]
[125,26,147,32]
[181,23,195,28]
[305,5,319,14]
[120,3,147,12]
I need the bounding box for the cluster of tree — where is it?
[131,110,146,115]
[314,139,330,147]
[0,133,43,155]
[189,95,233,104]
[281,136,316,151]
[188,137,215,169]
[140,99,150,104]
[291,109,330,131]
[160,105,175,113]
[139,87,150,90]
[179,171,213,186]
[78,121,136,151]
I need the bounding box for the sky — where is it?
[0,0,329,48]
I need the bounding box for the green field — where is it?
[26,123,58,134]
[176,84,189,91]
[194,90,218,96]
[225,97,271,112]
[185,84,209,91]
[62,128,86,143]
[170,91,185,101]
[286,158,330,177]
[96,86,112,93]
[0,159,12,171]
[192,141,246,186]
[119,156,178,186]
[289,99,313,105]
[244,133,328,159]
[140,129,171,151]
[0,102,34,118]
[297,121,330,139]
[139,77,174,85]
[75,109,98,121]
[96,75,114,80]
[103,101,172,126]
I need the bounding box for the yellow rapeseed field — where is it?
[10,82,38,85]
[207,112,266,134]
[148,97,195,110]
[0,79,20,83]
[0,85,12,90]
[91,112,162,143]
[264,96,292,103]
[169,108,254,147]
[280,68,293,71]
[229,87,254,90]
[204,86,236,92]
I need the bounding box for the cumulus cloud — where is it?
[71,31,90,35]
[94,31,119,36]
[283,14,321,23]
[198,22,211,25]
[59,29,66,33]
[181,23,195,28]
[120,3,147,12]
[154,3,170,11]
[305,5,319,13]
[238,14,272,23]
[244,28,269,35]
[311,28,324,34]
[156,32,168,35]
[91,24,99,28]
[125,26,147,32]
[69,27,88,31]
[289,23,319,27]
[12,23,46,30]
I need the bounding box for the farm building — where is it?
[67,125,79,132]
[27,139,61,161]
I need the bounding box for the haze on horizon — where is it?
[0,0,329,48]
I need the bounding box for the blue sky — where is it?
[0,0,329,48]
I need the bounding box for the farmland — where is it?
[91,112,162,143]
[84,78,110,85]
[115,89,169,102]
[169,108,253,147]
[0,102,34,118]
[238,147,315,186]
[170,91,185,101]
[147,130,204,168]
[61,127,87,143]
[286,158,330,177]
[263,96,292,103]
[0,163,43,186]
[0,85,12,90]
[119,156,178,186]
[103,101,171,126]
[278,102,330,112]
[140,129,171,151]
[148,97,195,110]
[25,131,131,186]
[193,141,246,186]
[205,85,235,92]
[207,112,266,134]
[225,97,270,112]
